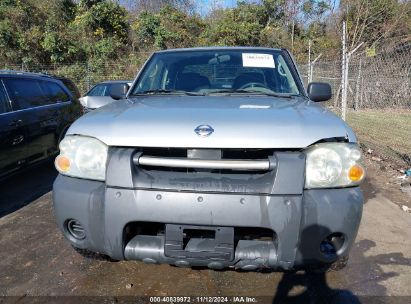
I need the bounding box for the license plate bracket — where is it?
[164,224,234,261]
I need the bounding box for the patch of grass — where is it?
[345,109,411,167]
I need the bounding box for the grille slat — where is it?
[140,148,275,160]
[135,155,271,171]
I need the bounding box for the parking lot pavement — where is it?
[0,162,410,303]
[0,160,57,218]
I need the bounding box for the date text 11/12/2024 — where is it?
[149,296,258,303]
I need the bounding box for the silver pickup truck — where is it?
[53,47,365,272]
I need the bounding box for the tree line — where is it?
[0,0,409,68]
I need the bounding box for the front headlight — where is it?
[305,143,365,189]
[55,135,108,181]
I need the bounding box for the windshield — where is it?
[130,49,301,96]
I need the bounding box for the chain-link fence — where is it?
[298,37,411,166]
[3,45,410,110]
[299,40,411,111]
[1,54,152,94]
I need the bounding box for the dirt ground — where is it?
[361,153,411,209]
[0,158,410,304]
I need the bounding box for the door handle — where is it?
[9,119,23,127]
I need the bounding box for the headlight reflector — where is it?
[305,143,365,188]
[55,136,108,181]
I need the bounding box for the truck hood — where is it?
[67,95,356,148]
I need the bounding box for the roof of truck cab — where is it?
[155,46,283,54]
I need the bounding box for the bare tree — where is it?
[284,0,302,52]
[339,0,408,49]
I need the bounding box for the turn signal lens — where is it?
[55,155,71,172]
[348,165,364,182]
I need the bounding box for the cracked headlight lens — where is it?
[55,135,108,181]
[305,143,365,188]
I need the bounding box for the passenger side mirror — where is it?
[79,96,87,108]
[110,83,130,100]
[307,82,332,102]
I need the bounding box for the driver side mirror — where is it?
[110,83,130,100]
[307,82,332,102]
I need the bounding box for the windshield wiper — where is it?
[131,89,204,96]
[206,89,297,98]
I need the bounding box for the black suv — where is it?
[0,70,82,178]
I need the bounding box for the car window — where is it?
[132,50,301,95]
[87,84,110,96]
[276,56,299,94]
[136,61,166,92]
[3,78,48,110]
[40,81,70,103]
[0,83,9,113]
[60,78,81,99]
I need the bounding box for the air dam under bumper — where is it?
[52,175,363,270]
